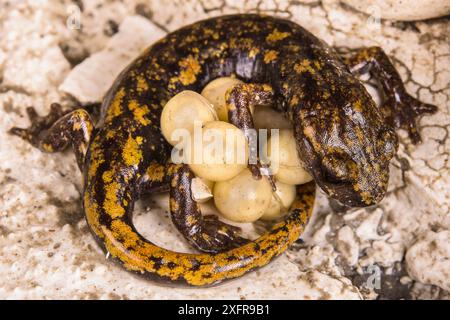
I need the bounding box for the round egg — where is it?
[161,90,217,146]
[267,129,313,185]
[253,106,292,130]
[213,169,272,223]
[261,181,297,221]
[186,121,249,182]
[201,77,247,122]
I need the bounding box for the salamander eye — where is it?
[321,152,353,184]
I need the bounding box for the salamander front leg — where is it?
[168,163,249,253]
[226,83,276,186]
[10,103,94,170]
[343,46,438,143]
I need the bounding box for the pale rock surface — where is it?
[406,230,450,291]
[336,226,359,267]
[343,0,450,22]
[59,15,165,104]
[0,0,449,299]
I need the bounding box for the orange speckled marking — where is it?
[266,29,290,42]
[136,75,149,92]
[294,59,316,74]
[122,134,143,166]
[128,100,151,126]
[171,55,202,86]
[263,50,278,63]
[103,180,126,219]
[106,87,126,121]
[145,162,166,182]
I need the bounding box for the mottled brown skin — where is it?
[226,83,276,185]
[10,14,436,286]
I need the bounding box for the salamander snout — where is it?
[330,179,387,207]
[318,149,390,207]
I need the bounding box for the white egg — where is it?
[213,169,272,223]
[267,129,313,185]
[186,121,249,182]
[261,181,297,221]
[161,90,217,146]
[253,105,292,130]
[201,77,246,122]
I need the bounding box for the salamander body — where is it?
[11,14,437,286]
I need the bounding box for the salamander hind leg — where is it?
[168,163,249,253]
[343,46,438,144]
[10,103,94,170]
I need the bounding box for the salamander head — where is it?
[296,81,398,207]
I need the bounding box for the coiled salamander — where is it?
[11,14,437,286]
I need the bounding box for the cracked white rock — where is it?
[310,214,332,246]
[0,2,70,95]
[296,269,362,300]
[336,226,360,266]
[360,240,404,268]
[59,15,165,104]
[354,209,389,243]
[406,230,450,291]
[343,0,450,21]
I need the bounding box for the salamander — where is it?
[10,14,437,286]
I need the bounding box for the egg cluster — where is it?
[161,77,313,223]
